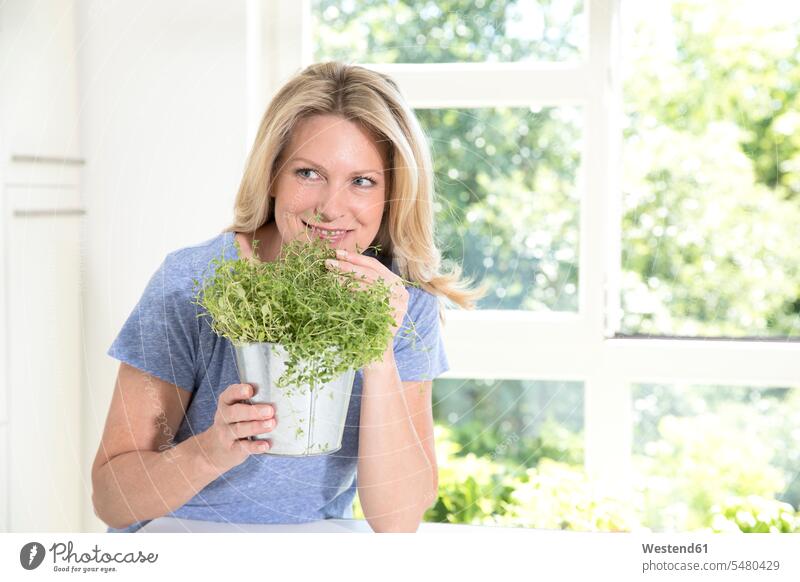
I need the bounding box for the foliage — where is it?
[313,0,584,64]
[620,107,800,336]
[192,234,418,389]
[709,495,800,533]
[431,378,585,465]
[424,425,519,524]
[493,459,643,532]
[620,0,800,336]
[633,384,800,511]
[426,425,639,531]
[625,0,800,199]
[352,419,800,532]
[633,411,787,531]
[444,417,583,467]
[419,107,582,311]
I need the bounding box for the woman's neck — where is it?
[235,221,282,262]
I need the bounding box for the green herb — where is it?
[191,232,423,392]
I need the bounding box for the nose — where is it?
[314,185,347,223]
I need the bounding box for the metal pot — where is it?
[233,341,356,456]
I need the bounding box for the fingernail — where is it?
[325,259,338,268]
[261,406,273,418]
[335,249,347,257]
[241,385,249,396]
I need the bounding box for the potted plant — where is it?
[191,232,420,456]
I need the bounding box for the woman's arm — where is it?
[91,363,221,529]
[357,346,438,533]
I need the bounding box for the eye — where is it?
[295,167,376,188]
[353,176,377,188]
[295,168,320,180]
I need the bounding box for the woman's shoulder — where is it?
[157,231,235,297]
[167,230,234,264]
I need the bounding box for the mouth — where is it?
[301,220,354,242]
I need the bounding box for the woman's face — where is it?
[270,114,388,254]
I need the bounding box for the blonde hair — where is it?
[223,61,488,322]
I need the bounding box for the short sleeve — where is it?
[107,253,199,393]
[393,288,450,382]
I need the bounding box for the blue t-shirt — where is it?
[105,230,449,532]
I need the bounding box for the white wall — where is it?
[78,0,248,531]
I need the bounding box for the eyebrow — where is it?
[288,157,383,175]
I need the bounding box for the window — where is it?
[620,0,800,339]
[258,0,800,532]
[633,382,800,532]
[417,106,582,311]
[312,0,587,64]
[431,378,587,527]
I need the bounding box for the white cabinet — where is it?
[0,0,84,532]
[2,185,84,532]
[0,0,81,161]
[0,424,7,531]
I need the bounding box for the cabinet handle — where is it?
[13,208,86,218]
[10,154,86,166]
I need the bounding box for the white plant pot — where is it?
[233,341,356,456]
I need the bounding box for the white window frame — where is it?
[249,0,800,496]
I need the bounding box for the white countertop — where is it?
[138,516,550,533]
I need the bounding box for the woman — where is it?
[92,61,485,533]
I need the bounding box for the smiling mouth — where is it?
[301,220,353,235]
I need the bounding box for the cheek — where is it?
[355,193,386,223]
[274,178,312,218]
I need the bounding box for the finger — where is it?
[221,383,254,406]
[238,438,271,455]
[333,268,374,292]
[325,260,378,283]
[232,418,276,439]
[326,262,362,286]
[348,264,401,291]
[223,402,274,423]
[388,279,407,295]
[334,249,396,279]
[326,260,404,296]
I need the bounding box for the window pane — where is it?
[633,382,800,532]
[427,378,640,531]
[417,107,582,311]
[312,0,586,64]
[433,378,584,467]
[619,0,800,338]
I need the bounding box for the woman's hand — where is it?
[324,248,409,338]
[195,383,276,475]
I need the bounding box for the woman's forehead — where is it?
[283,114,389,168]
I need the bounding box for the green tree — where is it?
[622,0,800,336]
